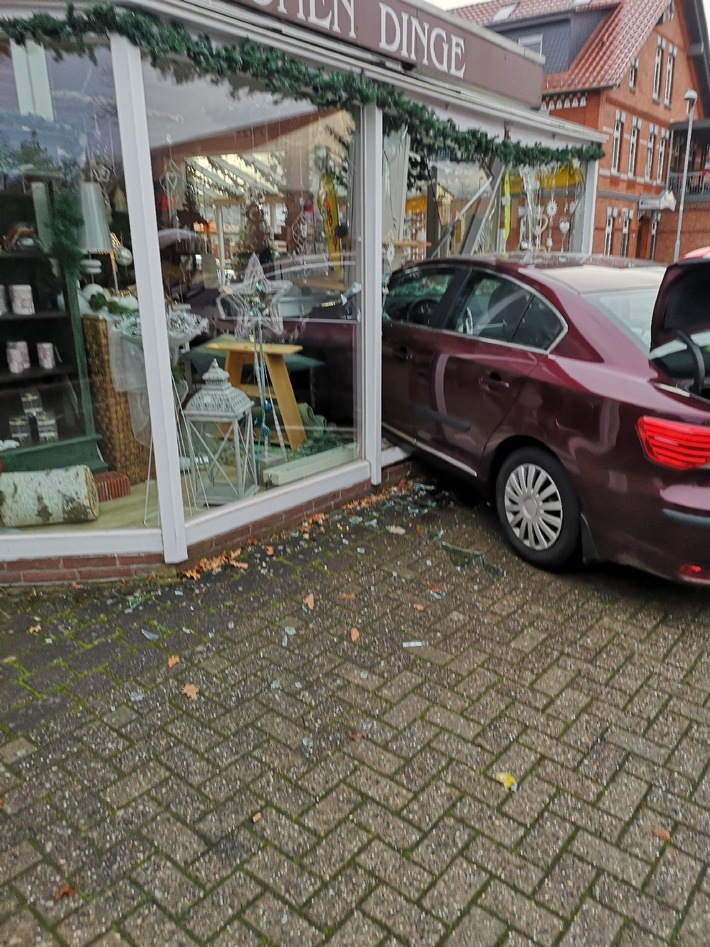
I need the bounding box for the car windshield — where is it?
[583,288,660,351]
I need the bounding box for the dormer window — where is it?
[492,4,517,22]
[630,58,639,90]
[518,34,543,55]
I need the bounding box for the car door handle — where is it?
[482,371,510,390]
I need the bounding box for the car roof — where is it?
[529,263,667,294]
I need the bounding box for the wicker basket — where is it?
[82,316,151,485]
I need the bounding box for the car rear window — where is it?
[583,288,660,351]
[383,268,458,326]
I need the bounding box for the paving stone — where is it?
[242,891,323,946]
[362,885,444,945]
[327,910,385,946]
[478,878,564,946]
[246,845,320,905]
[557,897,624,946]
[305,864,376,929]
[421,856,488,925]
[445,903,506,946]
[130,853,204,915]
[593,873,680,942]
[535,852,598,917]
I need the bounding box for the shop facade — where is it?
[0,1,603,584]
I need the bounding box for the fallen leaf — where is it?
[69,582,83,590]
[387,525,406,535]
[252,811,262,823]
[347,730,368,741]
[167,655,180,668]
[28,623,41,634]
[426,584,442,593]
[413,603,425,612]
[415,525,427,536]
[350,628,360,643]
[0,656,16,665]
[265,546,275,556]
[230,561,249,570]
[182,683,199,700]
[303,593,315,611]
[54,884,76,901]
[182,568,201,580]
[340,593,357,601]
[302,532,311,541]
[493,771,518,792]
[653,827,672,843]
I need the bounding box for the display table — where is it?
[203,338,307,449]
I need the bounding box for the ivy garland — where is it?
[0,2,604,170]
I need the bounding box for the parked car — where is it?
[287,252,710,584]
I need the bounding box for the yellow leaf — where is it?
[303,593,315,611]
[494,771,518,792]
[265,546,275,556]
[167,655,180,668]
[28,623,41,634]
[350,628,360,643]
[182,683,199,700]
[413,603,425,612]
[182,568,201,580]
[653,827,672,843]
[340,593,357,601]
[252,811,262,823]
[230,561,248,570]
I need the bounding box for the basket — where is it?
[82,316,151,485]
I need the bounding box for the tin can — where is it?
[9,284,34,315]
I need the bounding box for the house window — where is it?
[620,211,631,257]
[645,128,656,180]
[650,215,658,260]
[611,115,623,172]
[628,122,640,177]
[629,58,639,90]
[668,0,674,20]
[664,48,675,105]
[657,133,667,183]
[518,34,543,56]
[653,42,663,99]
[604,209,614,255]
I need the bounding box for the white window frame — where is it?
[604,209,615,255]
[620,210,631,257]
[611,115,623,172]
[645,127,656,180]
[628,120,640,177]
[518,34,543,56]
[629,58,638,90]
[653,41,663,100]
[657,133,668,183]
[664,47,675,105]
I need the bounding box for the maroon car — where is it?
[378,254,710,584]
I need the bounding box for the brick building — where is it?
[457,0,710,261]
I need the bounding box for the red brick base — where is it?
[0,462,413,588]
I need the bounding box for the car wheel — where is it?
[495,447,580,570]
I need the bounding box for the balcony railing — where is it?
[668,170,710,199]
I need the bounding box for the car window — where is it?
[452,275,531,343]
[584,288,658,350]
[511,296,564,350]
[383,268,458,327]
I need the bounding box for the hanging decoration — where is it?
[0,3,605,174]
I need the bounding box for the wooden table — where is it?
[203,339,307,450]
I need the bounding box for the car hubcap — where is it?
[504,462,563,551]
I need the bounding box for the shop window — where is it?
[140,55,361,515]
[0,41,151,533]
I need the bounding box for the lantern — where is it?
[183,359,257,505]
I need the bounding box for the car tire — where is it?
[495,447,580,570]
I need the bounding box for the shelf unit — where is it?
[0,196,104,474]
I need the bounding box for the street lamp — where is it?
[673,88,698,261]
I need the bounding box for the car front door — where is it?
[381,264,468,442]
[409,272,562,476]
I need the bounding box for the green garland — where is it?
[0,2,604,168]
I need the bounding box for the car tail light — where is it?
[637,416,710,470]
[679,563,710,582]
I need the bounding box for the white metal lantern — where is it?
[183,359,257,505]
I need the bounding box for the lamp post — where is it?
[673,88,698,261]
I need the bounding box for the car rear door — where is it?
[410,271,562,474]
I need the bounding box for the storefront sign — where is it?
[223,0,542,106]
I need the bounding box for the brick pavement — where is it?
[0,478,708,946]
